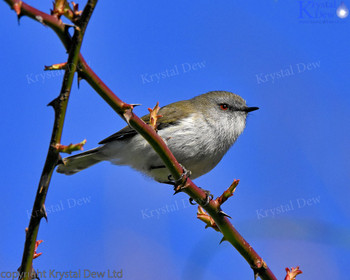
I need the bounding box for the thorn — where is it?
[40,205,48,222]
[173,187,183,195]
[219,236,227,244]
[77,73,83,88]
[173,181,188,195]
[47,97,59,109]
[17,14,22,25]
[57,157,64,165]
[122,103,136,110]
[123,110,133,125]
[77,70,86,84]
[130,104,142,107]
[218,210,231,219]
[64,24,73,37]
[65,23,76,29]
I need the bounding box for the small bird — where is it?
[57,91,258,183]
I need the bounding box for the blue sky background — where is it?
[1,0,349,279]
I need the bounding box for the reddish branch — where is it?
[3,1,302,280]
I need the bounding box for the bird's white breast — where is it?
[101,113,246,182]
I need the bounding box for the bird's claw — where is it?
[165,165,191,195]
[254,269,259,280]
[189,197,196,205]
[188,189,213,206]
[203,191,214,206]
[173,183,188,195]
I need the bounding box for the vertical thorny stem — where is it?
[16,1,98,279]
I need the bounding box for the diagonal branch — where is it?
[13,1,98,279]
[78,31,280,280]
[2,1,294,280]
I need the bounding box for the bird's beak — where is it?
[244,106,259,112]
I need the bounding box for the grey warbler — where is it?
[57,91,258,182]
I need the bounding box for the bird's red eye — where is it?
[220,104,229,110]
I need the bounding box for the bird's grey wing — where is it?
[98,125,139,144]
[98,101,192,145]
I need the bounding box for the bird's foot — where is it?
[189,189,214,206]
[162,164,192,194]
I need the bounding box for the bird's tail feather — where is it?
[56,147,103,175]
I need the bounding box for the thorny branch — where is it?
[9,1,98,279]
[3,1,302,279]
